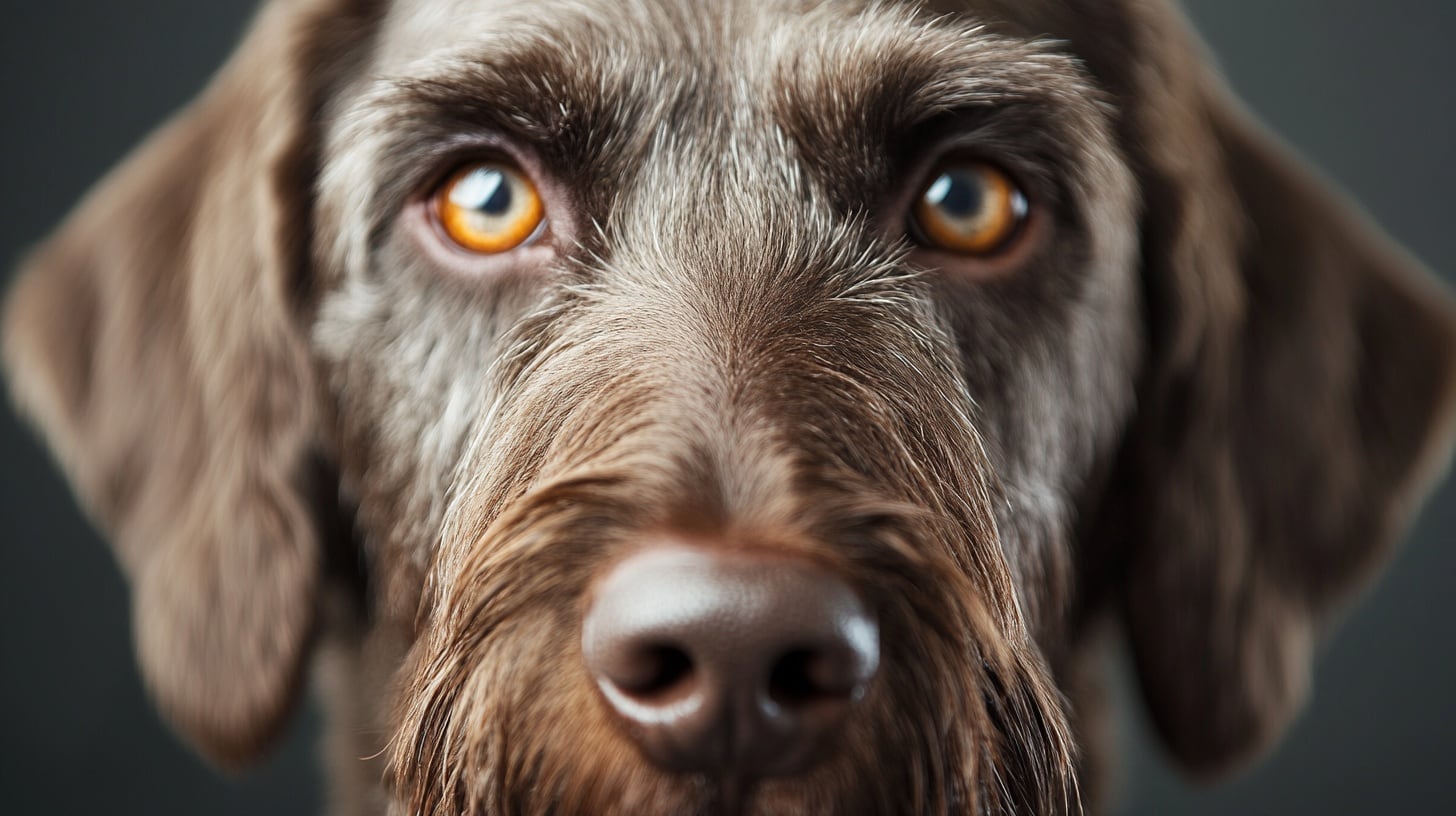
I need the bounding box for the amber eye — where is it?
[434,162,544,253]
[909,162,1028,255]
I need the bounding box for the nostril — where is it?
[617,643,695,701]
[768,646,860,709]
[769,648,821,706]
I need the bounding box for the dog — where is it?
[5,0,1455,813]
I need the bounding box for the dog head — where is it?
[6,0,1455,812]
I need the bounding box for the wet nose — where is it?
[581,544,879,779]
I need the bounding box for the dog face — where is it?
[317,4,1138,810]
[5,0,1455,814]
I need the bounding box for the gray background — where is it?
[1,1,1452,813]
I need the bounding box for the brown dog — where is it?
[5,0,1455,813]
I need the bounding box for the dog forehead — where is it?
[370,0,1044,99]
[377,0,878,68]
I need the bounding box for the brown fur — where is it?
[4,0,1455,814]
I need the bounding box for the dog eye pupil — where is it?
[910,162,1027,256]
[450,167,514,215]
[924,171,982,218]
[434,161,545,254]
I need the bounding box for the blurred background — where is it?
[1,1,1452,813]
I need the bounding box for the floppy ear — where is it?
[1019,0,1456,775]
[1120,98,1456,774]
[2,0,369,767]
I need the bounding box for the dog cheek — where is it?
[312,252,545,618]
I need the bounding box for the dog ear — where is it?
[2,0,368,767]
[1007,0,1456,775]
[1120,98,1456,775]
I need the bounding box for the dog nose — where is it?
[582,545,879,779]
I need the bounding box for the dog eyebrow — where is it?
[390,63,584,149]
[370,13,1099,149]
[771,25,1105,146]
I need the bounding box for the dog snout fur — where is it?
[385,207,1080,810]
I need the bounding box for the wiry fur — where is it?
[4,0,1455,814]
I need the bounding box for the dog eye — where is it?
[909,162,1027,255]
[434,162,544,254]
